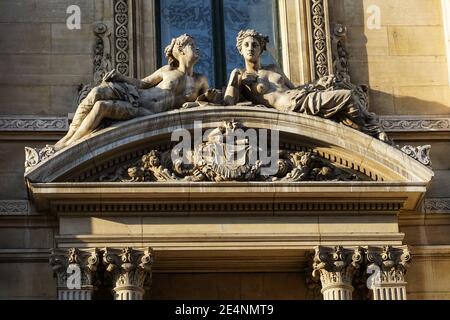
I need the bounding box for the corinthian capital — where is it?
[312,246,363,299]
[103,247,154,300]
[366,245,411,284]
[49,248,100,289]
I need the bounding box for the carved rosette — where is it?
[49,248,100,300]
[103,247,154,300]
[312,246,363,300]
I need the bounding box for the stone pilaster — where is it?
[49,248,100,300]
[103,247,154,300]
[366,245,411,300]
[312,246,363,300]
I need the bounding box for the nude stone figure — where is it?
[55,34,209,150]
[224,29,388,142]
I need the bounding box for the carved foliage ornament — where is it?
[312,246,363,288]
[103,247,154,289]
[98,121,363,183]
[366,246,411,284]
[400,145,432,167]
[49,248,100,288]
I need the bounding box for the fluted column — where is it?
[50,248,100,300]
[103,247,154,300]
[312,246,363,300]
[366,245,411,300]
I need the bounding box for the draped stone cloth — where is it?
[71,81,140,129]
[282,86,382,137]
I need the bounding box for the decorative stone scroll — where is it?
[24,146,56,173]
[0,117,68,132]
[400,145,432,167]
[379,117,450,132]
[98,121,365,183]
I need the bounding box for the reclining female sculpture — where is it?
[54,34,209,150]
[224,29,388,142]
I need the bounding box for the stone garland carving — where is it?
[0,200,29,215]
[309,0,330,79]
[114,0,131,76]
[49,248,100,291]
[24,146,56,172]
[98,122,363,183]
[400,145,431,167]
[424,198,450,214]
[0,117,68,132]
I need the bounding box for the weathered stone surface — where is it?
[0,23,51,54]
[388,26,445,56]
[0,86,50,115]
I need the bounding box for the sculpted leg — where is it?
[54,84,117,150]
[64,100,138,146]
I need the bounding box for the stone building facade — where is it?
[0,0,449,300]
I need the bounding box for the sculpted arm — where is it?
[103,68,164,89]
[224,69,242,106]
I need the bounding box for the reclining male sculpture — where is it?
[54,34,209,150]
[223,29,388,142]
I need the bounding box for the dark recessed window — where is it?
[158,0,281,88]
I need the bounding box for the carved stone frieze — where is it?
[0,200,29,215]
[424,198,450,214]
[98,121,365,183]
[0,117,68,132]
[379,117,450,132]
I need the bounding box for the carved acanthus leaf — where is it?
[400,145,432,167]
[366,246,411,284]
